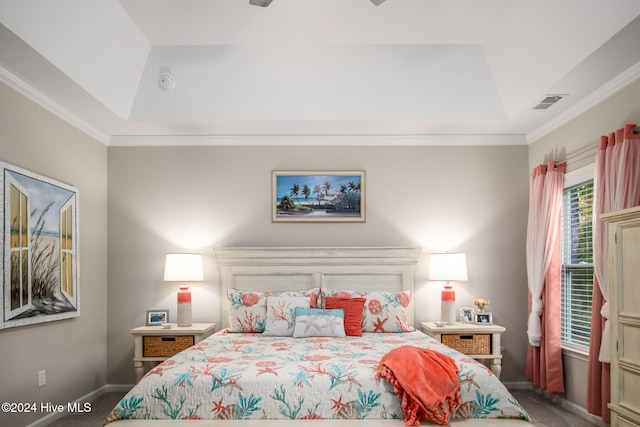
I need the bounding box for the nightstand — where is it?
[421,321,505,378]
[130,322,216,382]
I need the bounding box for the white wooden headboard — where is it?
[214,247,421,329]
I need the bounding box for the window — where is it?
[8,182,31,318]
[60,200,75,302]
[560,172,594,349]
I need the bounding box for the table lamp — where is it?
[429,253,468,325]
[164,253,204,327]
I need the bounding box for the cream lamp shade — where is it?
[428,253,468,282]
[164,254,204,282]
[164,254,203,327]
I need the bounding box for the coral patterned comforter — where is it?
[105,330,530,424]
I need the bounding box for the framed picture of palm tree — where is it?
[272,170,365,222]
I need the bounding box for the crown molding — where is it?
[108,133,526,147]
[527,60,640,144]
[0,65,110,144]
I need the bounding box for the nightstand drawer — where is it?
[442,333,490,355]
[143,335,194,357]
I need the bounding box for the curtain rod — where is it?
[552,124,638,170]
[553,143,599,169]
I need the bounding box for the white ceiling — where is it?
[1,0,640,146]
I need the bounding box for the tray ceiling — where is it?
[1,0,640,146]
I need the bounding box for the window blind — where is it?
[561,180,594,348]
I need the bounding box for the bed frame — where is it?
[108,247,531,427]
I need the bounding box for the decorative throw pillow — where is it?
[272,287,321,308]
[293,308,346,338]
[227,288,268,333]
[320,287,362,308]
[325,297,366,336]
[263,296,311,336]
[226,288,321,332]
[361,290,414,333]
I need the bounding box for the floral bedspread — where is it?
[105,330,530,423]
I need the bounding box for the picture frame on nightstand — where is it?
[460,307,474,324]
[146,309,169,326]
[474,312,493,325]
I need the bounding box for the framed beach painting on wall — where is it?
[1,161,80,329]
[272,170,365,222]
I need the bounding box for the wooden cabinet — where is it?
[603,206,640,426]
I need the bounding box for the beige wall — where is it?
[107,144,531,384]
[0,83,108,425]
[527,77,640,410]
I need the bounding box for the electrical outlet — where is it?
[38,370,46,387]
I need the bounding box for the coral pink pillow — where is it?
[325,297,366,336]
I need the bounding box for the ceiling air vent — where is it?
[533,95,566,110]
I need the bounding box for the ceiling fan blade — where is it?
[249,0,274,6]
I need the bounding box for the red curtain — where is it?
[525,162,565,393]
[587,123,640,423]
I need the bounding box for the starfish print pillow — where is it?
[292,308,346,338]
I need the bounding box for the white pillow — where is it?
[263,296,311,336]
[293,308,346,338]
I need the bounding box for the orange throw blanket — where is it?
[376,345,461,426]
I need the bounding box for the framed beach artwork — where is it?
[272,170,365,222]
[1,161,80,329]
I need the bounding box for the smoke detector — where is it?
[159,72,176,91]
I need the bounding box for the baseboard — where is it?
[106,383,135,393]
[25,384,134,427]
[559,398,609,427]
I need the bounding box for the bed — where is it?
[105,247,531,426]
